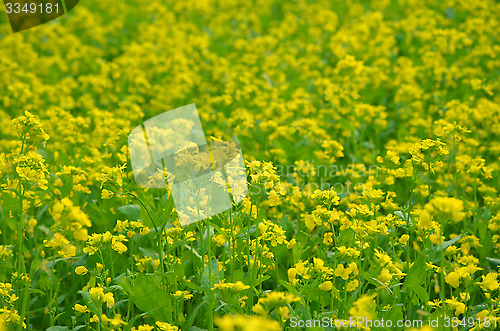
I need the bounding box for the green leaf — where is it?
[278,280,300,296]
[383,304,404,324]
[129,274,172,323]
[46,327,69,331]
[183,301,205,330]
[435,234,462,253]
[358,267,383,288]
[123,311,152,331]
[118,204,141,221]
[254,275,270,285]
[201,258,221,291]
[486,257,500,268]
[404,254,429,304]
[78,291,99,315]
[183,280,203,292]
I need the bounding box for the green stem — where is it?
[229,211,234,283]
[207,219,214,331]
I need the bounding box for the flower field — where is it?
[0,0,499,330]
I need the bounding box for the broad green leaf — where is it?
[254,275,270,285]
[358,267,383,289]
[183,280,203,292]
[201,258,221,291]
[435,234,462,253]
[118,204,141,221]
[404,254,429,303]
[123,311,151,331]
[78,291,99,315]
[46,327,69,331]
[384,304,404,324]
[486,257,500,268]
[129,274,172,323]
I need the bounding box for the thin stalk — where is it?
[207,219,214,331]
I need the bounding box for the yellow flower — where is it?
[132,326,154,331]
[104,292,115,308]
[444,297,466,316]
[288,268,299,285]
[155,322,179,331]
[215,314,281,331]
[348,262,359,276]
[278,306,290,320]
[75,266,88,275]
[73,304,88,314]
[334,264,351,280]
[101,314,126,326]
[349,293,377,321]
[252,303,267,315]
[112,239,128,254]
[378,268,392,284]
[445,272,460,288]
[347,279,359,291]
[234,281,250,291]
[477,273,499,291]
[89,287,104,302]
[101,189,114,199]
[319,281,333,291]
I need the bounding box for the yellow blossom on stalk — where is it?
[214,281,250,291]
[12,110,50,142]
[319,281,333,291]
[174,290,193,300]
[334,264,351,280]
[75,266,88,275]
[131,326,154,331]
[252,303,267,315]
[349,293,377,321]
[215,314,281,331]
[89,287,105,302]
[378,268,392,284]
[44,233,69,249]
[347,279,359,291]
[0,246,13,259]
[445,297,466,316]
[155,322,179,331]
[349,262,359,276]
[288,268,299,285]
[111,236,128,254]
[425,197,466,223]
[101,314,126,327]
[477,273,499,291]
[323,232,334,245]
[278,306,290,320]
[445,272,460,288]
[258,291,300,308]
[104,292,115,308]
[73,304,89,314]
[212,234,226,247]
[101,189,114,199]
[15,151,49,189]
